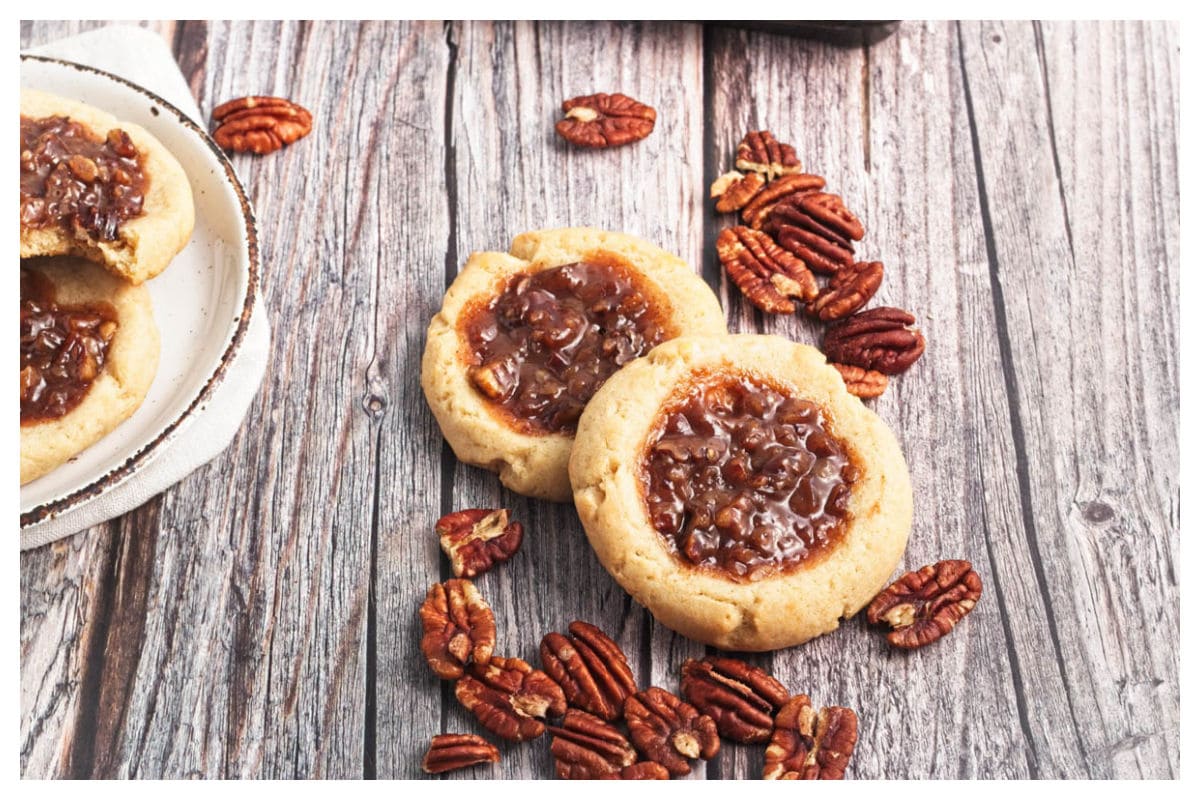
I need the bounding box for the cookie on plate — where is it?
[20,257,160,484]
[422,228,727,502]
[570,334,912,651]
[20,88,195,284]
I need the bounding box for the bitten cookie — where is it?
[20,88,195,285]
[20,257,160,484]
[422,228,727,502]
[570,335,912,651]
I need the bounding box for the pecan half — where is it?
[765,192,863,274]
[822,306,926,375]
[829,363,888,399]
[436,508,524,578]
[679,657,789,744]
[556,93,656,148]
[455,656,567,741]
[740,173,826,229]
[763,696,858,780]
[548,709,638,779]
[598,762,671,780]
[421,733,500,774]
[710,170,766,213]
[211,95,312,155]
[716,226,819,315]
[867,560,983,649]
[807,260,884,321]
[540,621,637,721]
[735,130,802,180]
[418,579,496,680]
[624,687,720,776]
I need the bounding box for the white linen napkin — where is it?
[20,25,270,550]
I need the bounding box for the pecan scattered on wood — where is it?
[763,696,858,780]
[710,170,766,213]
[807,260,884,321]
[548,709,638,779]
[556,92,656,148]
[765,192,862,274]
[624,687,720,776]
[421,733,500,774]
[679,657,789,744]
[436,508,524,578]
[418,579,496,680]
[829,363,888,399]
[716,226,818,314]
[211,95,312,155]
[741,173,826,229]
[540,620,637,721]
[455,655,567,741]
[867,560,983,649]
[822,306,926,375]
[736,130,803,180]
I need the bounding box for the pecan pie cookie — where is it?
[20,89,194,285]
[422,228,726,502]
[20,257,160,484]
[570,335,912,650]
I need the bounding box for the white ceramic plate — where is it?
[20,56,258,527]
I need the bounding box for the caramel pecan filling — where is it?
[462,260,671,434]
[641,372,859,581]
[20,115,148,241]
[20,268,119,425]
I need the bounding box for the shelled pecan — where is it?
[710,170,766,213]
[418,579,496,680]
[763,696,858,780]
[556,93,656,148]
[455,656,567,741]
[598,762,671,780]
[822,306,926,375]
[735,130,802,180]
[765,192,863,274]
[548,709,638,779]
[540,621,637,721]
[716,226,818,315]
[829,363,889,399]
[436,508,524,578]
[624,687,720,776]
[807,260,884,321]
[740,173,826,229]
[679,657,789,744]
[867,560,983,649]
[420,733,500,774]
[211,95,312,155]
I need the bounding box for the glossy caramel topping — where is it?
[20,115,148,240]
[20,268,119,424]
[642,372,858,581]
[462,260,671,434]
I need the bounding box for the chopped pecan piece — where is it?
[436,508,524,578]
[421,732,500,774]
[822,306,926,375]
[765,191,863,274]
[829,363,888,399]
[548,709,638,779]
[735,130,802,180]
[211,95,313,155]
[740,173,826,229]
[624,687,720,776]
[598,762,671,780]
[418,579,496,680]
[716,226,819,315]
[556,92,656,148]
[807,260,884,321]
[867,560,983,649]
[455,656,567,741]
[763,696,858,780]
[540,621,637,721]
[679,657,789,744]
[710,170,766,213]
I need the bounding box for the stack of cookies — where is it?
[20,88,194,484]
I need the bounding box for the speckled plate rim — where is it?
[19,54,259,529]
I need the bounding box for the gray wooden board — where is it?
[18,20,1179,779]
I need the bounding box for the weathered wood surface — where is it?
[19,20,1178,779]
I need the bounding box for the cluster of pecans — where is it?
[711,130,926,399]
[419,508,983,778]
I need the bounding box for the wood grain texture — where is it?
[19,20,1178,779]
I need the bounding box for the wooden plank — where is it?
[957,20,1178,777]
